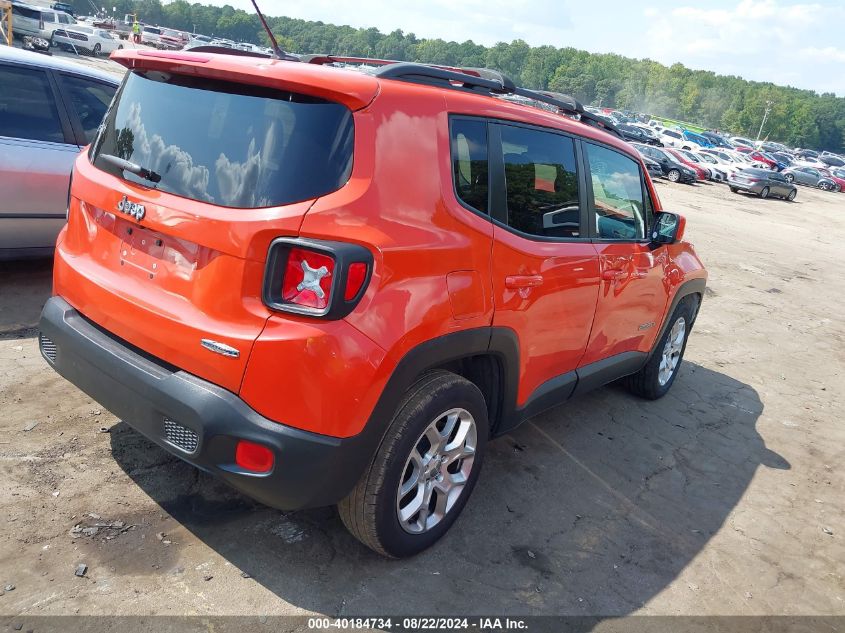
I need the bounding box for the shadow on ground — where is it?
[0,258,53,338]
[111,362,787,615]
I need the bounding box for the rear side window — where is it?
[500,125,580,239]
[450,118,488,214]
[92,71,354,208]
[584,143,647,240]
[60,74,116,143]
[0,65,65,144]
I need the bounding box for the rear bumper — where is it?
[728,179,760,193]
[39,296,374,510]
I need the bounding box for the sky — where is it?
[211,0,845,96]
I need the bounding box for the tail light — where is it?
[263,238,373,319]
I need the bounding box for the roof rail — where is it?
[302,56,623,140]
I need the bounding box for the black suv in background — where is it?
[632,143,697,183]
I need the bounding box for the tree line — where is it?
[72,0,845,152]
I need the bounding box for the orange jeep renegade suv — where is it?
[40,50,707,558]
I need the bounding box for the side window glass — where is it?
[500,125,580,239]
[60,75,116,143]
[0,65,65,143]
[585,143,647,240]
[450,118,488,214]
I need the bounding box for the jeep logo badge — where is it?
[117,195,145,221]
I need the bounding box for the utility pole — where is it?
[756,100,773,145]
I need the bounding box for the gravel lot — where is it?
[1,178,843,622]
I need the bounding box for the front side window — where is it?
[500,125,580,239]
[450,118,488,214]
[92,71,354,208]
[0,65,65,143]
[585,143,647,241]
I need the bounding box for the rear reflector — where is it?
[345,262,368,300]
[235,440,275,473]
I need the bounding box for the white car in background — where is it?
[730,136,757,149]
[794,156,827,169]
[660,128,702,151]
[52,25,123,55]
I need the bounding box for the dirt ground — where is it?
[1,179,843,623]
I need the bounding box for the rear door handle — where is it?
[602,269,625,280]
[505,274,544,289]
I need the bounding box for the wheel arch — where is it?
[646,277,706,362]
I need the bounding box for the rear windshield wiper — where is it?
[100,154,162,184]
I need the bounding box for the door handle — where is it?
[505,274,544,289]
[602,269,625,281]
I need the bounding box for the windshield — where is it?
[92,71,354,209]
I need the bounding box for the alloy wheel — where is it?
[658,317,686,386]
[396,408,477,534]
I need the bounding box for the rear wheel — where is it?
[729,186,738,193]
[93,43,101,55]
[820,182,832,191]
[625,298,696,400]
[785,173,795,183]
[759,186,770,199]
[787,189,797,201]
[667,169,681,183]
[338,371,488,558]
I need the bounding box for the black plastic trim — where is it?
[646,278,706,361]
[262,237,374,320]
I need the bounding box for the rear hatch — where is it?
[59,51,377,392]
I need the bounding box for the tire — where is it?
[759,186,769,199]
[625,297,696,400]
[729,186,738,193]
[118,44,124,50]
[93,43,101,55]
[338,370,489,558]
[785,173,794,183]
[667,169,681,183]
[787,189,797,201]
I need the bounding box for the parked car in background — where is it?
[11,2,75,40]
[633,143,698,183]
[700,131,733,149]
[771,152,793,166]
[617,123,653,145]
[141,25,163,47]
[159,27,187,49]
[729,168,797,200]
[51,2,74,16]
[730,136,756,149]
[819,169,845,192]
[0,46,118,259]
[52,25,123,55]
[783,166,837,190]
[658,128,686,148]
[820,154,845,168]
[665,148,709,180]
[682,131,713,149]
[641,155,664,180]
[692,152,728,182]
[741,151,777,170]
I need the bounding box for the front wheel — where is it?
[93,43,101,55]
[667,169,681,183]
[625,298,696,400]
[338,371,488,558]
[729,186,738,193]
[820,182,832,191]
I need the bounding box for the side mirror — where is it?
[650,212,685,245]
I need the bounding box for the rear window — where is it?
[91,71,354,208]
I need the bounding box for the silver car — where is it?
[729,168,797,201]
[782,166,835,189]
[0,46,118,259]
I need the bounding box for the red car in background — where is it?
[736,148,777,169]
[665,149,709,180]
[820,168,845,192]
